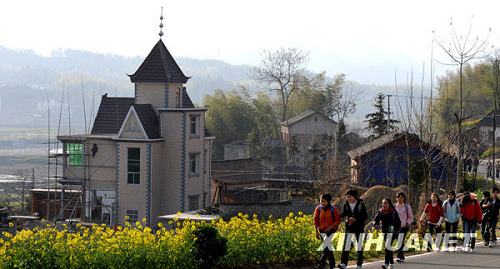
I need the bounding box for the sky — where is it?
[1,0,499,84]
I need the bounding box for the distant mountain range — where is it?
[0,46,415,133]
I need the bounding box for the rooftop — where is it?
[347,132,420,159]
[476,110,500,127]
[91,94,135,136]
[129,39,189,84]
[281,110,336,126]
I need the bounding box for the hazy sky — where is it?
[1,0,499,84]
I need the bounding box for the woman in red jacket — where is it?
[314,194,341,269]
[419,193,444,251]
[460,192,482,252]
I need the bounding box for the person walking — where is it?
[491,187,500,247]
[373,198,401,269]
[442,190,461,251]
[460,192,482,252]
[473,158,479,175]
[495,161,500,179]
[339,190,368,269]
[480,191,495,247]
[394,192,413,263]
[419,193,444,251]
[314,194,341,269]
[487,161,492,179]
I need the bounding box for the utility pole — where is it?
[387,94,392,133]
[493,97,497,187]
[492,57,499,187]
[420,62,425,138]
[47,97,51,220]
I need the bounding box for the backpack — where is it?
[393,208,402,232]
[319,205,336,222]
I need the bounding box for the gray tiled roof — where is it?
[281,110,336,126]
[91,94,134,135]
[90,95,161,139]
[129,39,189,83]
[133,104,161,139]
[476,110,500,127]
[182,88,195,108]
[347,132,421,159]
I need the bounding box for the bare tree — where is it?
[434,18,490,192]
[253,48,309,122]
[324,75,360,175]
[1,169,34,215]
[325,75,359,124]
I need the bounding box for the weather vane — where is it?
[159,7,164,38]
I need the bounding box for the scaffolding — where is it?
[46,139,117,226]
[47,146,86,222]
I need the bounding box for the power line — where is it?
[392,94,494,104]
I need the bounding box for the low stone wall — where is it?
[219,199,316,219]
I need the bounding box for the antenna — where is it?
[81,74,88,134]
[57,85,65,137]
[67,88,72,135]
[159,7,164,39]
[420,61,425,137]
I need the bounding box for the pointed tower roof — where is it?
[129,39,189,83]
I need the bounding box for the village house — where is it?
[210,158,315,218]
[472,109,500,145]
[223,140,250,160]
[281,110,337,146]
[55,36,214,226]
[280,110,337,165]
[222,110,335,164]
[347,132,456,188]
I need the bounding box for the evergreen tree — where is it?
[365,93,398,138]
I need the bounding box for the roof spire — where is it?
[159,7,164,39]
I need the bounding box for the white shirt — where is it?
[349,202,357,212]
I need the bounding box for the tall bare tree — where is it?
[324,75,360,175]
[434,18,490,192]
[488,51,500,188]
[253,48,309,122]
[325,74,359,123]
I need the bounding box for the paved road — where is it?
[354,245,500,269]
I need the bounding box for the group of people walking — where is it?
[314,187,500,269]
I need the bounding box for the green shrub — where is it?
[193,224,227,269]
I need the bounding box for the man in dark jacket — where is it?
[480,191,494,246]
[490,187,500,247]
[339,189,368,269]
